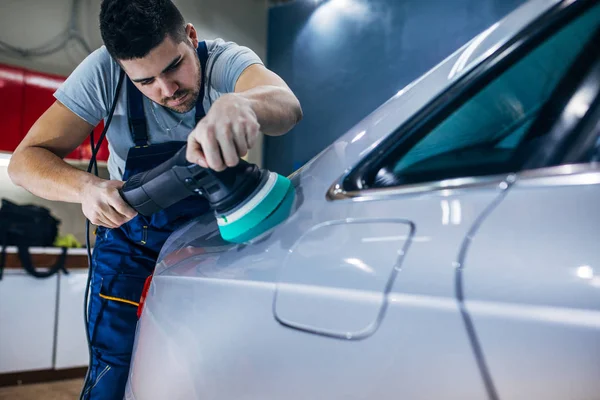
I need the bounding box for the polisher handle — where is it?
[119,145,262,216]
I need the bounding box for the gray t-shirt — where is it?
[54,39,263,180]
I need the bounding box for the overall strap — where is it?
[127,77,148,146]
[195,41,209,123]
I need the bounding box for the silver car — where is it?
[126,0,600,398]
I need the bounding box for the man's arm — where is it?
[234,64,303,136]
[187,64,302,171]
[8,101,136,228]
[9,101,98,202]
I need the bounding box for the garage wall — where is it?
[264,0,527,176]
[0,0,267,76]
[0,157,107,246]
[0,0,267,244]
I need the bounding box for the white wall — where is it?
[0,0,267,244]
[0,0,267,76]
[0,156,109,245]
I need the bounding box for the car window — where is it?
[373,2,600,187]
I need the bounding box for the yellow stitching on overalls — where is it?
[99,293,140,307]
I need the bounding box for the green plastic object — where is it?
[218,174,295,243]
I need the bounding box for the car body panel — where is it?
[128,178,506,399]
[127,275,488,400]
[463,165,600,400]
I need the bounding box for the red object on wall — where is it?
[80,121,110,163]
[22,70,83,160]
[0,63,110,162]
[0,65,25,153]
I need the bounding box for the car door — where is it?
[460,11,600,400]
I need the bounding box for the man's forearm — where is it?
[240,85,303,136]
[8,147,100,203]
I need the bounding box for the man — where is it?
[8,0,302,398]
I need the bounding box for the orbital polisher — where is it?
[118,144,295,243]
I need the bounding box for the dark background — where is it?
[264,0,526,175]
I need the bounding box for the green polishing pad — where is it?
[217,173,295,243]
[225,184,296,243]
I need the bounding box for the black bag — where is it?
[0,199,68,279]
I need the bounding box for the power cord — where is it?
[0,0,92,58]
[79,69,125,400]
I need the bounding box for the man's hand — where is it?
[81,179,138,228]
[186,93,260,171]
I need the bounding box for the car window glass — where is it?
[375,3,600,187]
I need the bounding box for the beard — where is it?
[161,55,202,113]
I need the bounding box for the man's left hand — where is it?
[186,93,260,171]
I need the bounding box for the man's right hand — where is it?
[81,179,138,228]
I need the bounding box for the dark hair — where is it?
[100,0,187,60]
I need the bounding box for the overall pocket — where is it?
[90,274,148,363]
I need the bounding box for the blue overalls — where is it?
[82,42,211,399]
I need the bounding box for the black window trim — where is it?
[327,0,600,201]
[524,35,600,168]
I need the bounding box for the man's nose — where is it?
[158,78,178,98]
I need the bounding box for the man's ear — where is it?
[185,23,199,48]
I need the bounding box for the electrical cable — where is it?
[79,69,125,400]
[0,0,92,59]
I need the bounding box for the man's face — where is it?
[120,31,201,113]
